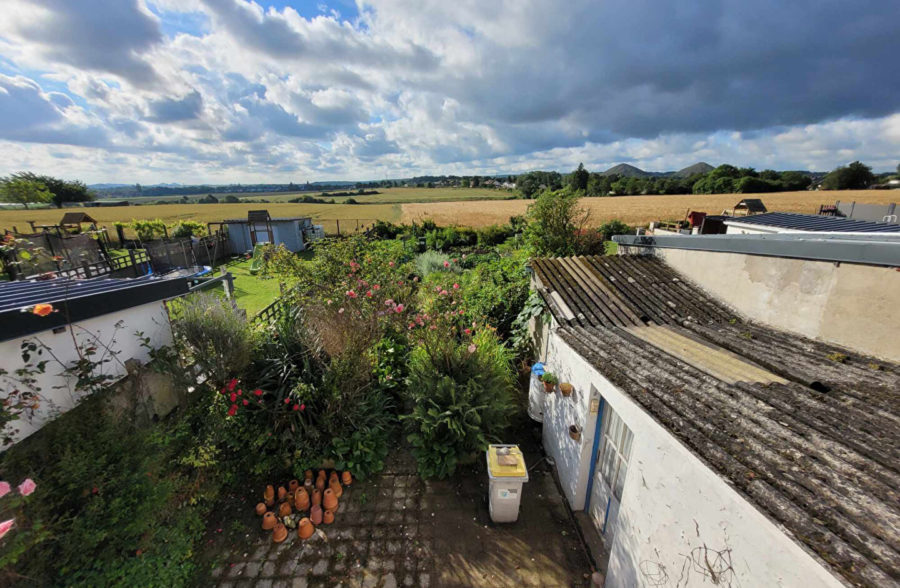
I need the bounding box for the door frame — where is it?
[584,392,606,511]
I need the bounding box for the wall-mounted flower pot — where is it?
[569,424,582,442]
[559,383,574,397]
[543,381,556,393]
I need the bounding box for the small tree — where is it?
[570,163,589,193]
[525,189,591,256]
[822,161,874,190]
[0,178,52,209]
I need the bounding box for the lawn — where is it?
[210,252,311,316]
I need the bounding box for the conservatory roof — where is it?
[0,275,189,341]
[532,255,900,586]
[724,211,900,233]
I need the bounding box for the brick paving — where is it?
[204,442,591,587]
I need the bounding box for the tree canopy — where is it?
[0,177,53,209]
[6,172,94,208]
[821,161,874,190]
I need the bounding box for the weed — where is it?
[826,352,848,363]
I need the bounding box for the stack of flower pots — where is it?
[255,468,353,543]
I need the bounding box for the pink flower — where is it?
[452,258,458,263]
[242,399,249,406]
[452,283,459,290]
[227,405,237,416]
[229,392,237,403]
[413,276,419,282]
[366,290,373,298]
[326,299,332,305]
[293,404,300,411]
[0,519,13,540]
[17,478,36,497]
[440,290,448,296]
[397,281,404,286]
[385,299,395,306]
[468,344,477,354]
[389,261,395,267]
[395,304,405,313]
[373,284,380,290]
[464,328,472,335]
[284,398,291,404]
[443,261,450,268]
[227,378,238,392]
[338,307,345,314]
[346,290,357,298]
[300,404,306,411]
[0,482,9,498]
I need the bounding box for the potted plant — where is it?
[540,372,558,393]
[559,382,574,397]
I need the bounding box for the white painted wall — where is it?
[0,301,173,446]
[540,330,842,588]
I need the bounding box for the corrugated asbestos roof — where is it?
[725,211,900,233]
[533,255,900,586]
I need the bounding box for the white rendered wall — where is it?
[0,301,173,446]
[540,330,842,588]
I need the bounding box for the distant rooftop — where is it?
[725,211,900,233]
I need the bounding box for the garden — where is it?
[0,192,622,586]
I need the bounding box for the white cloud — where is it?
[0,0,897,183]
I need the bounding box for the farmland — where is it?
[1,189,896,233]
[401,190,896,227]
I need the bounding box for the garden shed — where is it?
[210,210,316,254]
[0,274,189,446]
[528,243,900,587]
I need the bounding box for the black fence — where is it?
[143,231,229,273]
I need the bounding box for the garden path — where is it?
[203,439,592,587]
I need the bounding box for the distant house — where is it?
[210,210,319,254]
[724,211,900,234]
[527,236,900,587]
[0,274,189,446]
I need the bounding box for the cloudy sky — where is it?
[0,0,898,184]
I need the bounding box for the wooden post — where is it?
[28,221,36,232]
[223,272,235,303]
[335,220,340,236]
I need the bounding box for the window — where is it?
[599,404,633,500]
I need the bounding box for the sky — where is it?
[0,0,898,184]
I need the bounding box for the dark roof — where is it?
[726,211,900,233]
[59,211,97,225]
[733,198,767,213]
[533,255,900,586]
[247,209,271,222]
[0,275,189,342]
[220,217,309,223]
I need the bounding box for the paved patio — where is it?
[202,439,593,587]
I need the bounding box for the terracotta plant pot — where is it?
[310,504,323,525]
[329,479,343,499]
[323,509,335,525]
[322,488,338,511]
[315,476,326,492]
[317,469,327,481]
[264,485,275,506]
[288,479,300,494]
[304,478,313,492]
[559,383,574,397]
[262,511,277,531]
[298,517,314,540]
[341,471,352,486]
[278,502,292,517]
[543,381,555,393]
[312,488,322,507]
[569,424,582,442]
[294,488,310,511]
[255,502,267,516]
[277,486,288,502]
[329,471,339,485]
[304,469,313,481]
[272,523,288,543]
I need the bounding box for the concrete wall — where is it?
[540,330,843,588]
[655,248,900,361]
[0,301,174,446]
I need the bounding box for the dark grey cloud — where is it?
[15,0,162,85]
[147,90,203,122]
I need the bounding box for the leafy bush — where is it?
[404,328,515,479]
[525,189,591,256]
[415,250,460,277]
[170,292,255,385]
[169,220,206,238]
[458,250,529,338]
[130,219,167,242]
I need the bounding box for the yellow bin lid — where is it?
[487,445,527,479]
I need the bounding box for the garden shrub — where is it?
[458,250,530,338]
[169,292,255,386]
[475,224,514,247]
[415,250,460,277]
[0,393,217,587]
[169,220,206,238]
[130,219,167,242]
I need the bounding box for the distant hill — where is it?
[602,164,654,178]
[672,162,714,178]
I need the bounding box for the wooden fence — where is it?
[315,219,378,236]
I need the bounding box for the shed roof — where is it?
[59,211,98,225]
[533,255,900,586]
[733,198,767,213]
[725,211,900,233]
[0,275,188,342]
[220,217,309,224]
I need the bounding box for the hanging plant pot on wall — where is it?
[569,424,582,442]
[541,372,558,393]
[559,383,574,397]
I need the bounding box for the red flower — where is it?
[254,389,263,396]
[237,389,242,396]
[227,404,237,416]
[293,404,300,411]
[229,392,237,403]
[242,399,249,406]
[373,284,380,290]
[227,378,237,391]
[300,404,306,411]
[366,290,373,298]
[284,398,290,404]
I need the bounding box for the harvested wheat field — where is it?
[400,190,896,227]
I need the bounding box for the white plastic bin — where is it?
[486,444,529,523]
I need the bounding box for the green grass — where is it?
[211,251,313,316]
